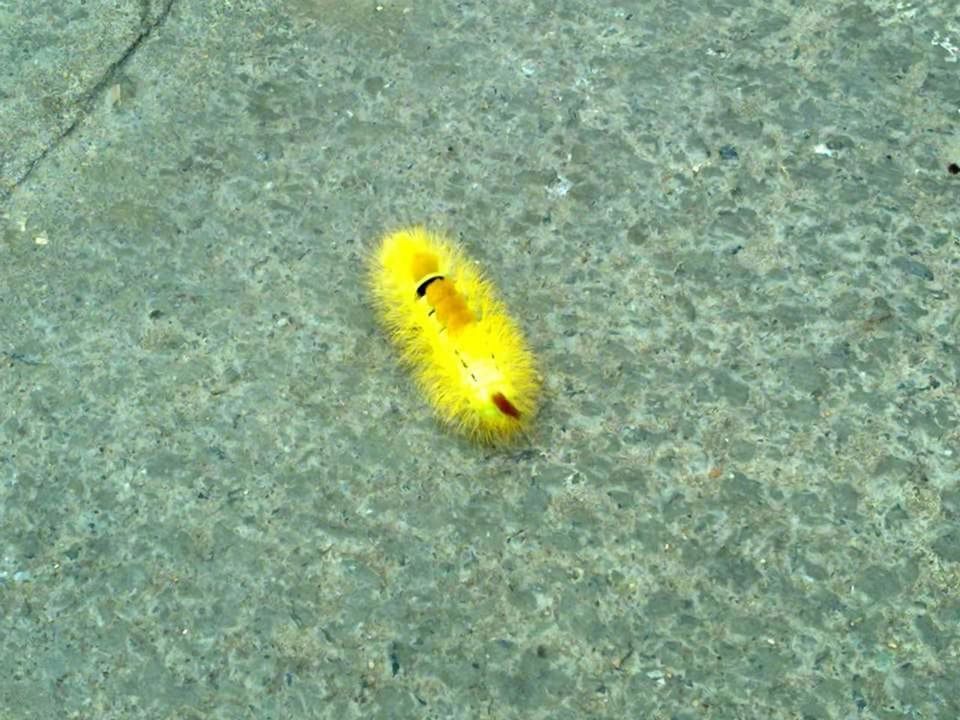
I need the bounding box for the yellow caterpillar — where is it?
[369,226,539,443]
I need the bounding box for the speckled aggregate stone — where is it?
[1,1,958,718]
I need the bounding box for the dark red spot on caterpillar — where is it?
[492,392,520,419]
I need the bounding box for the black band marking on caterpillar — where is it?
[416,274,445,297]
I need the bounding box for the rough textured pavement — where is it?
[2,1,959,718]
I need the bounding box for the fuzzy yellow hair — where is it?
[369,226,539,443]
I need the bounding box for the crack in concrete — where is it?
[1,0,177,205]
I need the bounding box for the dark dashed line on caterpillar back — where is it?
[454,341,517,418]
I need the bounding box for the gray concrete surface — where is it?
[1,1,958,718]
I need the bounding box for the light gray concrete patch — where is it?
[0,0,174,200]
